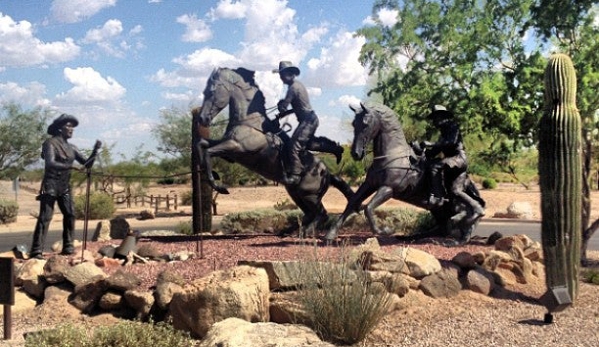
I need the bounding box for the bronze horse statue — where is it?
[325,101,485,243]
[193,67,353,234]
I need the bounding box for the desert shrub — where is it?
[273,198,297,211]
[342,208,435,236]
[176,220,193,235]
[581,268,599,285]
[0,199,18,224]
[25,320,194,347]
[73,192,115,220]
[220,207,434,236]
[482,177,498,189]
[291,246,392,345]
[220,208,302,234]
[180,190,193,206]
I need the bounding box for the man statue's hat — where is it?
[272,61,300,76]
[428,105,454,119]
[47,113,79,135]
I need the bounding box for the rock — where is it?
[110,216,130,239]
[99,291,124,311]
[105,269,142,292]
[98,245,117,258]
[452,251,477,269]
[419,268,462,298]
[137,244,162,259]
[43,255,70,284]
[92,220,112,241]
[465,268,496,295]
[16,258,46,286]
[170,265,270,338]
[124,290,155,320]
[156,269,186,286]
[394,247,441,278]
[199,317,335,347]
[154,281,183,310]
[95,257,123,269]
[64,262,107,287]
[269,291,310,325]
[506,201,533,220]
[366,271,410,297]
[70,279,107,313]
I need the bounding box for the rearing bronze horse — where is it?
[325,101,485,243]
[193,67,353,234]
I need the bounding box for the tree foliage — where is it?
[358,0,547,180]
[0,102,51,179]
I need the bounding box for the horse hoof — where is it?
[214,186,230,195]
[374,227,394,236]
[324,230,338,241]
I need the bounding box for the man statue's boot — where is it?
[428,168,445,208]
[455,191,485,221]
[308,136,344,164]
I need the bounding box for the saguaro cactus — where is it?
[538,53,582,309]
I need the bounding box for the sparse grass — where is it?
[581,268,599,285]
[289,243,393,345]
[25,320,196,347]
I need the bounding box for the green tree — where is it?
[152,105,261,186]
[0,102,51,179]
[358,0,545,182]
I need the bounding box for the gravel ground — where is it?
[2,182,599,346]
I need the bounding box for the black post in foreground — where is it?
[0,257,15,340]
[81,167,92,262]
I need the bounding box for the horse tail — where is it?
[329,174,354,201]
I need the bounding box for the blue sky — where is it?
[0,0,384,160]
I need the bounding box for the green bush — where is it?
[74,192,115,220]
[25,320,195,347]
[482,177,498,189]
[291,246,392,345]
[220,208,303,234]
[273,198,297,211]
[581,268,599,285]
[180,190,193,206]
[219,207,434,236]
[0,199,18,224]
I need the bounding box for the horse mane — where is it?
[364,101,403,133]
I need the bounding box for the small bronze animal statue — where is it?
[194,67,353,235]
[325,102,485,243]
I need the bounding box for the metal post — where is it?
[81,167,92,261]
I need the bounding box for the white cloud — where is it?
[377,8,399,27]
[50,0,117,23]
[177,14,213,42]
[209,0,248,20]
[0,13,80,67]
[83,19,123,43]
[80,19,143,58]
[334,94,362,108]
[56,67,126,104]
[0,81,51,107]
[306,31,367,87]
[151,48,241,89]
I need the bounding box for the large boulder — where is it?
[169,265,270,338]
[198,318,335,347]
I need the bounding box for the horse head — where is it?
[197,68,231,127]
[349,102,380,160]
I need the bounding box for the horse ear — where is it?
[349,103,358,112]
[360,102,366,112]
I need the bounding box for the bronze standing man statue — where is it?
[274,61,342,185]
[29,114,101,259]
